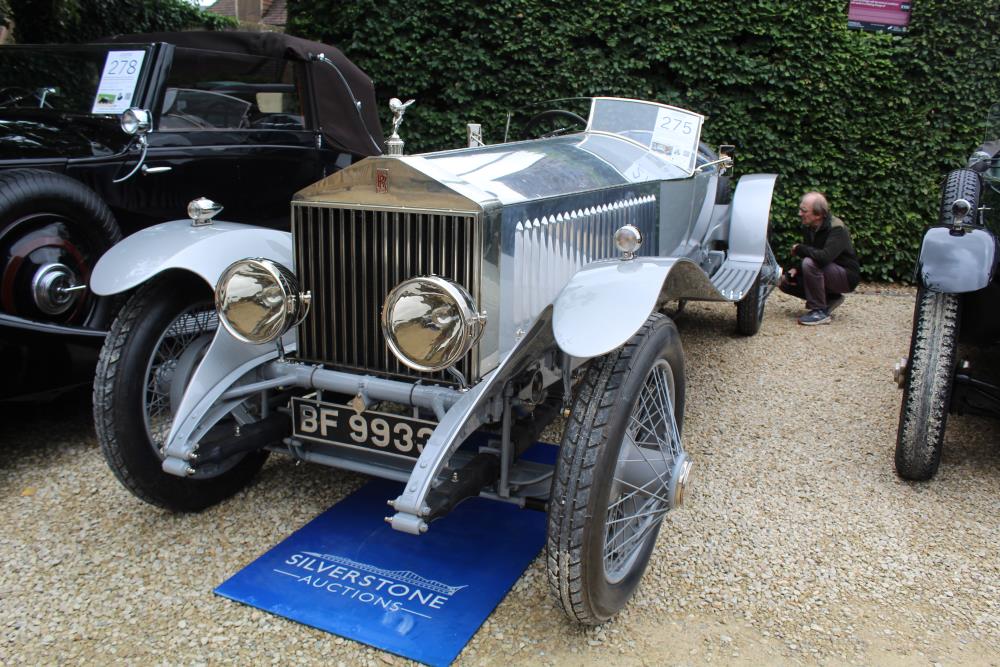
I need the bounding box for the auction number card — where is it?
[91,50,145,114]
[650,105,703,173]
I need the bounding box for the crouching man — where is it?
[779,191,861,325]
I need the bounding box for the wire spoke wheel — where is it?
[547,313,690,624]
[603,359,681,582]
[142,306,218,454]
[94,275,268,512]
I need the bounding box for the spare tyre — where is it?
[0,168,123,329]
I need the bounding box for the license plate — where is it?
[291,396,436,460]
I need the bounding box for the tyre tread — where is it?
[895,289,960,480]
[93,277,267,511]
[93,281,165,506]
[938,169,981,225]
[736,273,763,335]
[546,314,668,624]
[0,168,122,246]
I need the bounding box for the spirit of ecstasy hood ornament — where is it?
[386,97,415,156]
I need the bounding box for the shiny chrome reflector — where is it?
[216,258,311,345]
[381,276,485,372]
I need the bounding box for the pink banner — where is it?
[848,0,912,33]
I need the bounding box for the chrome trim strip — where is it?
[293,201,478,215]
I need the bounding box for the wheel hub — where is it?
[31,262,84,315]
[667,453,693,509]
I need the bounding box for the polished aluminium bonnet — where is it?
[291,98,703,381]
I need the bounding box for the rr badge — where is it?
[375,168,389,193]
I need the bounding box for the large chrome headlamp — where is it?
[381,276,486,372]
[215,258,311,345]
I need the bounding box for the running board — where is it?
[710,260,760,301]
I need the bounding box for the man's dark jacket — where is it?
[793,214,861,289]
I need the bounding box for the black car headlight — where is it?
[381,276,485,372]
[215,258,311,345]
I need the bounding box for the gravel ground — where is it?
[2,285,999,666]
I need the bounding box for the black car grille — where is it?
[292,204,481,383]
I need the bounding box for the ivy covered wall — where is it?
[289,0,1000,281]
[7,0,235,44]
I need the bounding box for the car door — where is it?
[118,47,328,232]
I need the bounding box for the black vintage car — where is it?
[894,103,1000,479]
[0,31,383,400]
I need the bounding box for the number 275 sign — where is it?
[651,106,704,173]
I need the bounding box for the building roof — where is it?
[207,0,286,28]
[262,0,287,27]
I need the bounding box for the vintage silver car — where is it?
[90,97,778,624]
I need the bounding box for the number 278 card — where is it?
[91,50,146,114]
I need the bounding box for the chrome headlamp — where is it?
[120,107,151,135]
[951,198,972,228]
[381,276,486,372]
[215,258,311,345]
[614,224,643,259]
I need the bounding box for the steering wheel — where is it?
[0,87,35,108]
[523,109,588,138]
[161,112,214,130]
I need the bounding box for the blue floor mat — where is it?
[216,460,552,666]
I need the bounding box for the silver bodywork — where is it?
[92,97,777,534]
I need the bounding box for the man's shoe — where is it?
[826,295,844,313]
[798,309,831,326]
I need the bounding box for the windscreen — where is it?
[589,98,704,173]
[504,97,704,173]
[0,45,153,115]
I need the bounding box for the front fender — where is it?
[552,257,724,359]
[90,220,293,296]
[918,226,997,293]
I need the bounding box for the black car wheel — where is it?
[0,169,122,328]
[547,313,689,624]
[895,288,961,481]
[93,275,268,511]
[735,242,775,336]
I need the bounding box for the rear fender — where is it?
[918,226,997,293]
[90,220,294,296]
[727,173,777,262]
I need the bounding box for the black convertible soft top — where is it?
[103,31,384,157]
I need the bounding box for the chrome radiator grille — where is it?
[513,195,658,328]
[293,204,482,382]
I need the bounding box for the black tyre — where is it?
[0,168,122,328]
[736,273,765,335]
[939,169,980,225]
[93,274,268,511]
[895,288,960,481]
[735,243,775,336]
[547,313,690,624]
